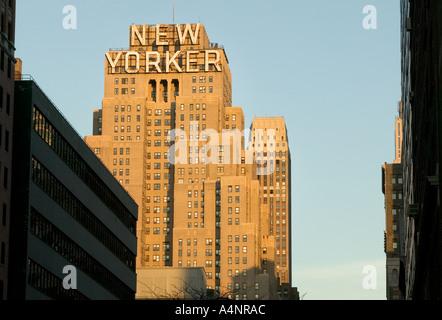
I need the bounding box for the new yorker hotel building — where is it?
[85,24,292,298]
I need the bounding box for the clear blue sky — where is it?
[15,0,401,300]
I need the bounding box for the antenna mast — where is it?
[173,0,175,24]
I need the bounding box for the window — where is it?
[4,130,8,152]
[2,203,6,227]
[0,241,5,265]
[3,167,7,189]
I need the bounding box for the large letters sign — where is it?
[106,24,222,74]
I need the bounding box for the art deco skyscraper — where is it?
[85,23,232,270]
[250,117,292,287]
[85,23,295,299]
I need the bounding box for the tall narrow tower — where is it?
[382,100,404,300]
[250,117,292,286]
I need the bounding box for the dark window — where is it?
[30,209,134,300]
[7,58,11,79]
[0,86,3,109]
[32,106,136,234]
[4,130,8,152]
[0,242,5,264]
[31,158,135,271]
[0,50,4,72]
[3,166,7,189]
[2,203,6,227]
[28,260,89,300]
[6,93,10,115]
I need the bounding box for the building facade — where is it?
[399,0,442,299]
[250,117,292,287]
[8,79,138,300]
[382,100,404,300]
[85,23,294,299]
[136,267,207,300]
[0,0,15,300]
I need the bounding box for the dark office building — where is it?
[399,0,442,299]
[8,78,138,299]
[0,0,16,300]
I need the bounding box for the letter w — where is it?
[176,23,200,45]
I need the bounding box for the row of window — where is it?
[144,227,170,235]
[114,105,142,112]
[146,196,170,204]
[33,106,136,234]
[149,109,172,116]
[113,136,140,142]
[178,114,207,121]
[146,162,171,170]
[145,206,170,214]
[145,217,170,224]
[146,152,169,160]
[145,255,170,262]
[178,167,206,175]
[225,114,238,122]
[0,85,12,115]
[114,78,135,85]
[30,208,134,300]
[28,260,89,300]
[114,115,141,123]
[146,183,170,191]
[391,176,403,184]
[178,238,219,247]
[114,88,136,95]
[179,103,206,111]
[31,158,135,271]
[191,86,214,94]
[0,7,14,42]
[392,193,403,200]
[192,76,213,83]
[227,282,260,292]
